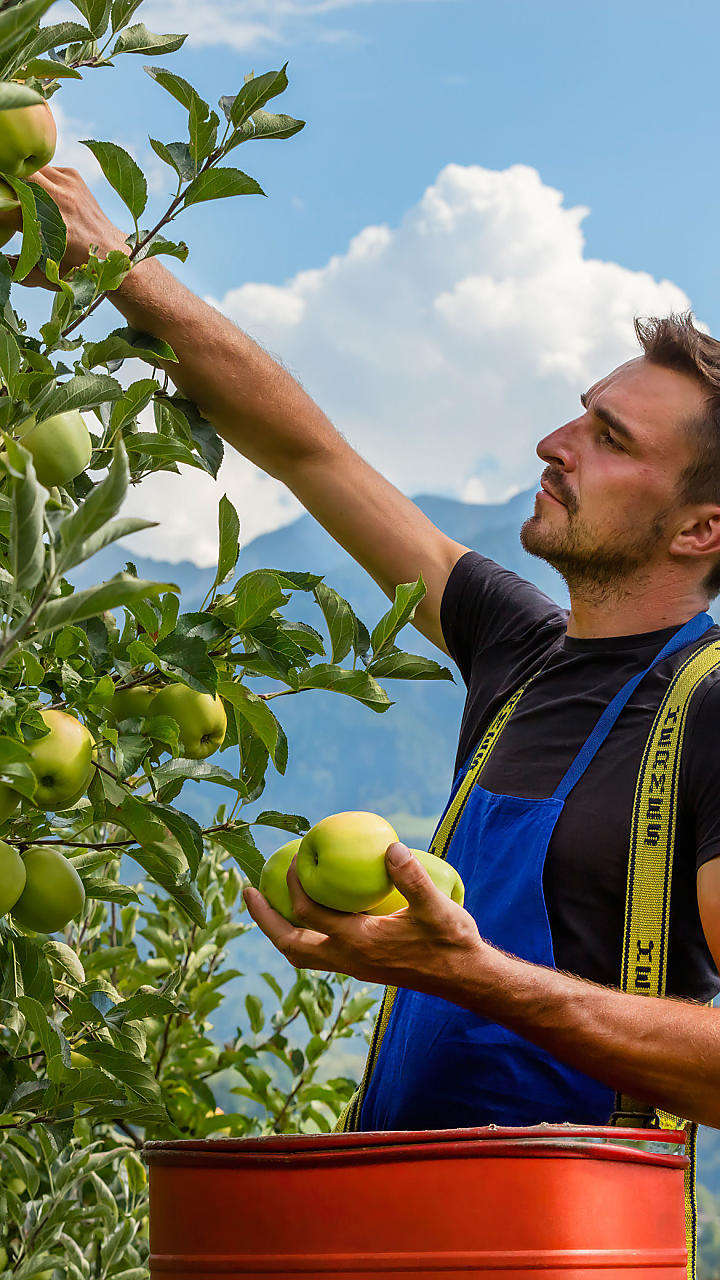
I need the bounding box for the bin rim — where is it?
[144,1124,689,1171]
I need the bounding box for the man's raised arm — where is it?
[32,168,469,656]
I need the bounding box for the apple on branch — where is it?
[0,98,57,246]
[146,684,227,759]
[11,845,85,934]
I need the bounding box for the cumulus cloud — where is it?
[118,162,692,565]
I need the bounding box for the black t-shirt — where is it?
[439,550,720,1003]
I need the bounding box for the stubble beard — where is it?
[519,500,670,607]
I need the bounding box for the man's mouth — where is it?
[540,479,566,506]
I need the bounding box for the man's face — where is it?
[520,357,710,599]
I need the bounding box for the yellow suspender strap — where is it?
[614,637,720,1280]
[334,677,533,1134]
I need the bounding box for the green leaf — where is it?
[111,0,143,29]
[232,570,287,630]
[84,325,177,368]
[153,632,217,692]
[253,810,310,835]
[146,802,203,877]
[83,878,140,905]
[183,167,264,208]
[367,650,454,681]
[213,825,263,887]
[151,757,242,793]
[224,66,289,128]
[22,21,92,58]
[190,102,219,167]
[35,372,122,420]
[62,515,156,573]
[227,110,305,148]
[69,1040,161,1102]
[0,81,44,108]
[0,324,21,394]
[72,0,111,37]
[16,58,83,81]
[144,64,208,116]
[370,577,426,658]
[296,664,392,712]
[215,493,240,587]
[313,583,355,665]
[148,137,195,182]
[113,23,186,55]
[28,180,67,269]
[59,434,129,554]
[34,573,177,632]
[80,139,147,220]
[0,0,56,55]
[9,446,45,595]
[217,680,285,770]
[5,175,41,282]
[109,376,159,430]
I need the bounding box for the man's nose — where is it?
[536,421,578,469]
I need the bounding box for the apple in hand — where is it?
[15,410,93,488]
[0,839,25,918]
[146,684,227,759]
[258,838,302,924]
[365,848,465,914]
[12,845,85,933]
[0,99,56,177]
[26,708,94,810]
[296,811,399,912]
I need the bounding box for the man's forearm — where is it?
[451,946,720,1127]
[110,252,344,480]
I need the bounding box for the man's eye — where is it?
[600,429,623,451]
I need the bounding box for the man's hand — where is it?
[243,842,483,995]
[12,165,129,289]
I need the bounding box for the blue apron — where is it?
[360,611,715,1132]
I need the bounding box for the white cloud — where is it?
[117,161,692,566]
[131,0,443,51]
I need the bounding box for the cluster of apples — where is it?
[0,708,91,932]
[0,98,93,490]
[259,810,465,923]
[108,682,227,759]
[0,684,227,935]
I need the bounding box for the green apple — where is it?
[11,846,85,933]
[296,811,398,912]
[365,848,465,914]
[146,684,227,759]
[258,838,303,924]
[0,782,20,825]
[0,176,20,247]
[0,839,25,917]
[0,100,56,177]
[107,683,156,723]
[25,708,94,810]
[70,1040,92,1069]
[15,410,92,488]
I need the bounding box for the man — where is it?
[23,166,720,1132]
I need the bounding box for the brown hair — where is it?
[635,311,720,600]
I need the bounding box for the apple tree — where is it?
[0,0,455,1273]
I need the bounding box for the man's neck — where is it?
[565,584,710,639]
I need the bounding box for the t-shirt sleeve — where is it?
[682,675,720,872]
[440,550,567,686]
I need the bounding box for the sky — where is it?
[21,0,720,564]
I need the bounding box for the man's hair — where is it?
[635,311,720,600]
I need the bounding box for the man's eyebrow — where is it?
[580,390,637,445]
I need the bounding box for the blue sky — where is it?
[32,0,720,561]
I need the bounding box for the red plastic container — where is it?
[145,1125,689,1279]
